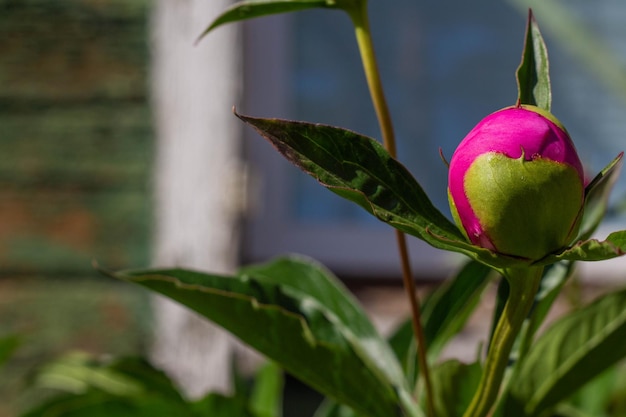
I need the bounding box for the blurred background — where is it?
[1,0,626,415]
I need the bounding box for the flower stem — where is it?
[347,4,434,416]
[462,266,544,417]
[349,4,396,156]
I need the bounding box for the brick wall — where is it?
[0,0,152,274]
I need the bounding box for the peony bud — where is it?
[447,105,585,260]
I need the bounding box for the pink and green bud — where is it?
[447,105,585,260]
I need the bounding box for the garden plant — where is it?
[19,1,626,417]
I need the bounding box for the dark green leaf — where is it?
[500,286,626,417]
[198,0,363,41]
[577,153,624,241]
[236,111,523,270]
[199,1,327,41]
[21,391,193,417]
[238,257,406,391]
[567,366,619,417]
[106,357,186,401]
[516,9,551,111]
[21,353,199,416]
[493,262,577,416]
[422,261,493,358]
[192,393,255,417]
[386,261,492,390]
[250,362,284,417]
[0,334,20,369]
[431,360,482,417]
[20,393,139,417]
[111,256,415,417]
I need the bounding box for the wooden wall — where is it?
[0,0,152,275]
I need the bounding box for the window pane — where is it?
[243,1,626,277]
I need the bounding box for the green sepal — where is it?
[464,152,583,260]
[533,153,624,264]
[499,286,626,417]
[577,152,624,241]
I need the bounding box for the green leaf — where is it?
[21,391,192,417]
[387,319,418,388]
[431,360,482,417]
[236,111,460,241]
[199,1,329,41]
[21,354,197,416]
[21,391,173,417]
[385,261,491,391]
[111,255,414,417]
[313,399,359,417]
[192,393,256,417]
[577,152,624,241]
[198,0,363,41]
[551,403,596,417]
[0,334,20,369]
[422,261,493,359]
[32,353,146,397]
[517,261,576,360]
[545,230,626,263]
[238,257,406,391]
[236,111,523,271]
[500,286,626,417]
[567,366,619,417]
[250,362,284,417]
[106,357,186,401]
[493,262,577,416]
[516,9,551,111]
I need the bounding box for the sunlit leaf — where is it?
[111,255,416,417]
[422,261,493,359]
[313,399,359,417]
[500,286,626,417]
[249,362,284,417]
[431,360,482,417]
[22,355,194,417]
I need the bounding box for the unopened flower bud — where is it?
[447,105,585,260]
